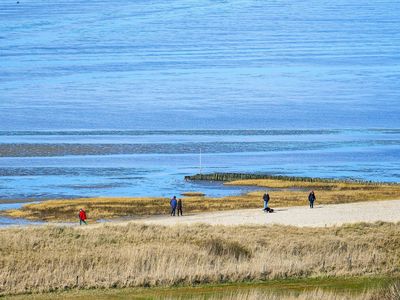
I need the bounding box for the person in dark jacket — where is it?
[263,192,270,211]
[308,191,316,208]
[78,208,87,225]
[170,196,178,216]
[177,198,183,216]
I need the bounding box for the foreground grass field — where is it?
[1,222,400,296]
[3,176,400,222]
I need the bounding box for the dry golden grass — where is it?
[1,222,400,296]
[228,179,400,207]
[3,178,400,222]
[4,197,168,222]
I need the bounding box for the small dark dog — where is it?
[265,207,274,213]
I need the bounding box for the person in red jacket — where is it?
[78,208,87,225]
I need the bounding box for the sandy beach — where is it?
[128,199,400,227]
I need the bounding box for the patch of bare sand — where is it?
[127,199,400,227]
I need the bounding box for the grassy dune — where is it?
[1,222,400,296]
[3,177,400,222]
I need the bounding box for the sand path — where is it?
[129,200,400,227]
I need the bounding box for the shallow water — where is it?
[0,129,399,207]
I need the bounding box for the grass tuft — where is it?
[201,238,252,260]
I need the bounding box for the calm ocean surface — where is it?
[0,1,399,220]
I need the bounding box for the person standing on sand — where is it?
[263,192,270,211]
[177,198,183,216]
[78,208,87,225]
[170,196,177,216]
[308,191,316,208]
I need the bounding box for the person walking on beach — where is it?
[78,208,87,225]
[263,192,270,212]
[177,198,183,216]
[170,196,177,216]
[308,191,316,208]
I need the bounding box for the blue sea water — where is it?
[1,0,400,130]
[0,1,400,215]
[0,129,399,204]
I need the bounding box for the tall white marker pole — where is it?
[199,148,202,174]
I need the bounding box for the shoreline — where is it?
[2,174,400,224]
